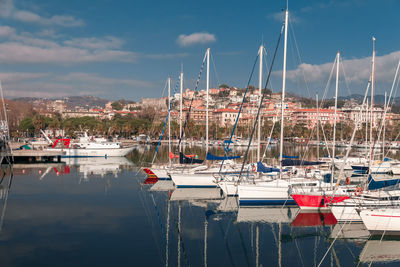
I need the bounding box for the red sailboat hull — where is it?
[291,194,350,210]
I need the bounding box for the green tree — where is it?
[19,117,34,136]
[111,101,123,110]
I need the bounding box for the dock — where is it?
[7,149,65,164]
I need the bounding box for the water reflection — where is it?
[3,145,400,266]
[360,239,400,263]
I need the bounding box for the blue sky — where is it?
[0,0,399,101]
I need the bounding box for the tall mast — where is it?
[179,69,183,152]
[331,52,340,185]
[279,9,289,179]
[369,37,376,171]
[206,48,210,154]
[383,91,387,160]
[316,93,319,160]
[168,77,171,166]
[257,45,263,162]
[365,98,368,145]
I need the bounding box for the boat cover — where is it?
[257,162,281,173]
[206,152,241,161]
[281,154,299,159]
[179,152,204,164]
[368,175,400,190]
[282,159,324,167]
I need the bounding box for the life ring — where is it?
[252,165,257,172]
[355,186,364,196]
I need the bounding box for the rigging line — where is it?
[263,46,275,91]
[175,51,207,155]
[210,52,221,88]
[319,56,336,109]
[340,58,354,97]
[261,117,277,162]
[289,19,311,98]
[137,78,171,168]
[151,77,181,164]
[371,59,400,162]
[218,50,260,173]
[238,23,284,181]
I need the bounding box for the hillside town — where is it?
[7,85,400,141]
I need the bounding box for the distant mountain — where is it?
[338,94,399,106]
[64,96,109,109]
[13,95,110,109]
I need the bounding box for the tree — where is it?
[19,117,34,136]
[219,84,230,88]
[111,101,123,110]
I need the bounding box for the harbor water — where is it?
[0,145,400,266]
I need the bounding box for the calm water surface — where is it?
[0,145,399,266]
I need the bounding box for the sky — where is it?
[0,0,399,101]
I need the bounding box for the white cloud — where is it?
[0,25,14,37]
[64,36,124,50]
[269,11,301,23]
[1,71,155,98]
[277,50,400,89]
[0,0,84,27]
[0,42,136,64]
[57,73,154,88]
[177,32,216,47]
[144,53,189,59]
[0,72,49,83]
[0,25,136,64]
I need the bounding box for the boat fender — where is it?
[355,186,363,196]
[345,177,350,185]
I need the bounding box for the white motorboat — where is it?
[46,133,135,157]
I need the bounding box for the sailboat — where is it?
[169,48,245,188]
[235,8,334,205]
[290,51,360,210]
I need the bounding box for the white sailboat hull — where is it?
[360,208,400,235]
[238,180,296,205]
[218,181,238,196]
[151,168,170,179]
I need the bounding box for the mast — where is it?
[279,9,289,179]
[179,70,183,152]
[168,77,171,166]
[206,48,210,154]
[316,94,319,160]
[331,52,340,185]
[257,45,263,162]
[369,37,376,172]
[365,98,368,146]
[383,91,387,160]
